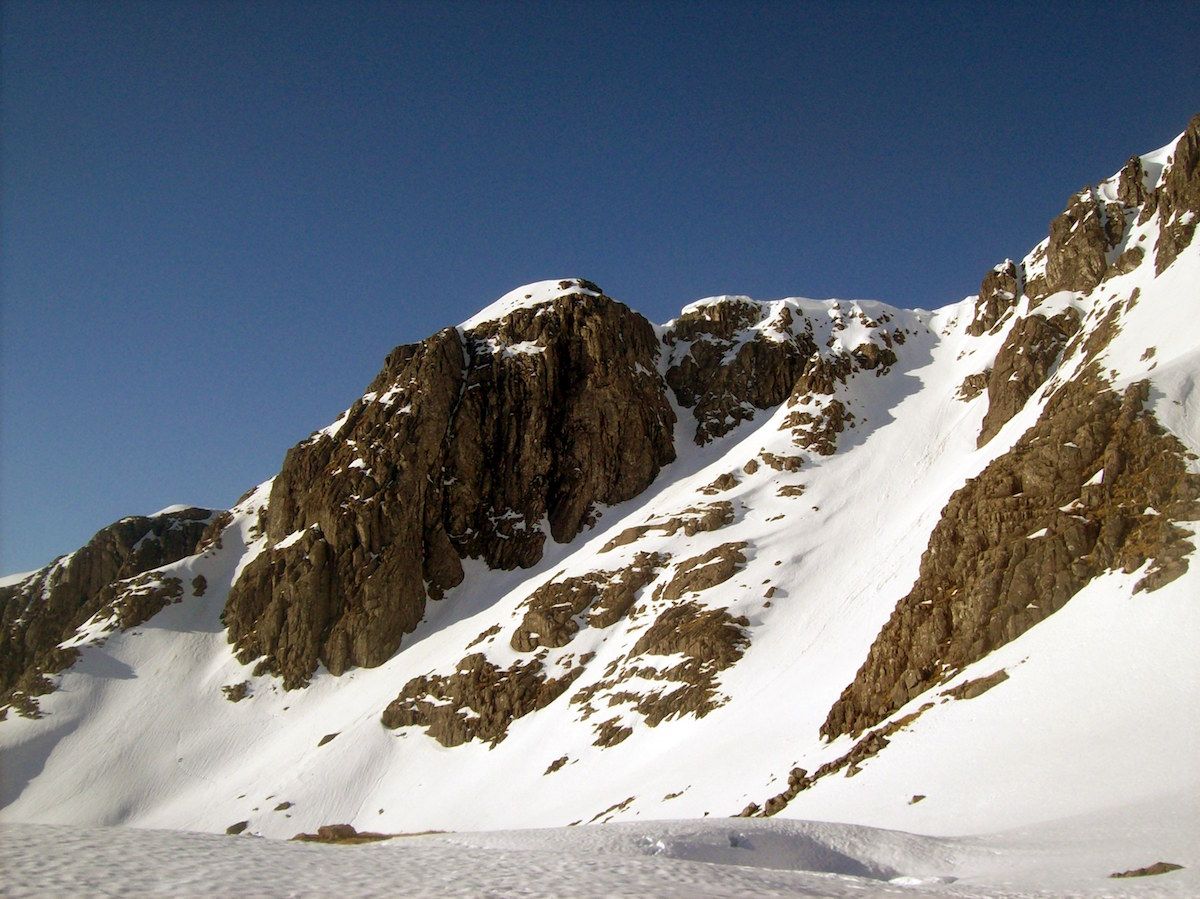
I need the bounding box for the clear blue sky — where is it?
[2,0,1198,573]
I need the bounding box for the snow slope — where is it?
[5,800,1197,898]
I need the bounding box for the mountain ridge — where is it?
[1,114,1197,840]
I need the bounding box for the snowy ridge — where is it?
[2,118,1199,897]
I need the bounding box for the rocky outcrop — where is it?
[225,285,676,688]
[599,502,733,553]
[573,601,750,734]
[381,654,584,747]
[967,261,1021,336]
[977,308,1080,446]
[511,552,668,652]
[658,542,748,602]
[664,299,815,444]
[1025,189,1120,300]
[0,508,217,716]
[1151,113,1200,274]
[823,370,1200,740]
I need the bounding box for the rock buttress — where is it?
[0,508,217,716]
[822,371,1200,740]
[225,287,676,687]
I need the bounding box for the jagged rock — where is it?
[1111,862,1184,879]
[660,542,748,602]
[222,681,250,702]
[782,399,851,455]
[599,502,734,553]
[977,309,1079,446]
[956,371,989,402]
[510,552,667,652]
[1154,113,1200,273]
[823,371,1200,740]
[1102,245,1144,279]
[664,299,816,444]
[942,669,1008,700]
[967,261,1021,336]
[1026,189,1116,300]
[573,601,750,730]
[0,507,216,714]
[1115,155,1149,208]
[225,287,676,688]
[381,653,584,747]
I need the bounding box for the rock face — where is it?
[1150,113,1200,273]
[380,653,585,748]
[664,299,815,444]
[0,508,216,715]
[1025,189,1121,300]
[822,371,1200,740]
[976,308,1080,446]
[225,284,676,688]
[966,260,1021,336]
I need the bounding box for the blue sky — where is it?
[2,0,1198,572]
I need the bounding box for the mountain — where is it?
[2,116,1198,855]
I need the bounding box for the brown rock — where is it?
[0,507,217,716]
[823,370,1200,741]
[225,288,676,688]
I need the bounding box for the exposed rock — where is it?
[600,503,733,553]
[593,719,633,747]
[776,484,807,498]
[191,574,207,597]
[664,299,814,444]
[544,755,569,774]
[465,624,501,648]
[225,821,249,835]
[225,288,676,688]
[660,543,748,602]
[292,824,393,844]
[942,669,1008,700]
[317,732,338,746]
[782,399,851,455]
[0,507,216,716]
[758,452,804,472]
[573,601,750,730]
[1102,245,1144,279]
[1115,155,1149,208]
[1111,862,1184,879]
[1025,190,1115,300]
[700,473,739,495]
[381,653,584,747]
[967,261,1021,336]
[1154,113,1200,274]
[977,309,1079,446]
[510,552,667,652]
[222,681,250,703]
[956,371,989,402]
[824,371,1200,741]
[759,706,931,815]
[274,801,293,811]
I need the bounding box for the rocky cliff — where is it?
[2,115,1198,839]
[0,507,217,716]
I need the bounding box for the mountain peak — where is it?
[457,278,603,331]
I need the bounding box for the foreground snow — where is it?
[4,801,1195,898]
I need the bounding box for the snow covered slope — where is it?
[2,116,1197,887]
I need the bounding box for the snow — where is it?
[0,569,37,588]
[4,804,1196,898]
[151,503,197,516]
[458,279,600,331]
[1,130,1198,896]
